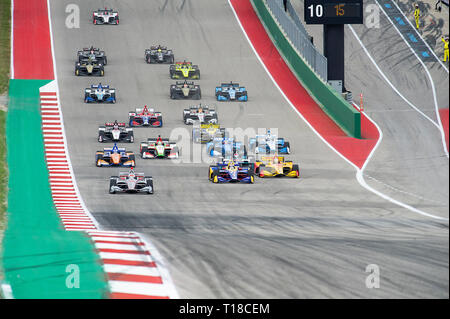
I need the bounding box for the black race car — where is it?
[77,46,107,65]
[75,59,104,76]
[170,80,201,100]
[145,45,174,64]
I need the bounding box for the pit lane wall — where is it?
[252,0,361,138]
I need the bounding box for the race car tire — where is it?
[109,178,117,194]
[282,142,291,154]
[95,154,103,167]
[292,164,300,178]
[128,134,134,143]
[145,178,154,194]
[98,134,104,143]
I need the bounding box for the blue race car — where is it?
[208,159,255,184]
[84,83,116,103]
[249,130,291,154]
[206,137,247,158]
[215,82,248,102]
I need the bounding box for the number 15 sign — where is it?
[304,0,364,25]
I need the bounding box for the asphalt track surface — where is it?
[49,0,448,298]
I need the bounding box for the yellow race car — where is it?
[169,61,200,79]
[254,156,299,178]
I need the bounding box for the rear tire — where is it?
[109,178,117,194]
[146,178,154,194]
[292,164,300,178]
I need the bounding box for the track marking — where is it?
[229,0,448,222]
[373,0,449,158]
[39,0,180,298]
[387,0,449,73]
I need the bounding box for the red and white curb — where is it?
[39,80,179,298]
[86,231,178,299]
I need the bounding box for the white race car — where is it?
[93,8,119,25]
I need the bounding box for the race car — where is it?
[215,82,248,102]
[183,104,218,125]
[75,59,104,76]
[98,121,134,143]
[206,137,247,158]
[170,81,201,100]
[95,143,135,167]
[140,136,179,159]
[192,124,227,144]
[254,156,299,178]
[77,46,107,65]
[208,159,255,184]
[169,61,200,79]
[145,45,174,64]
[128,105,163,127]
[84,83,116,103]
[249,130,291,154]
[93,8,119,25]
[109,169,154,194]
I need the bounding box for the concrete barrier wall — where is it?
[252,0,361,138]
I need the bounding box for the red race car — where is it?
[128,105,163,127]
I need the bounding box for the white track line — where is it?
[9,0,14,79]
[45,0,179,298]
[388,0,449,73]
[347,26,440,129]
[373,0,449,158]
[228,0,448,222]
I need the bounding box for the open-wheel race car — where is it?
[109,169,154,194]
[215,82,248,102]
[84,83,116,103]
[192,124,227,144]
[249,130,291,154]
[93,8,119,25]
[208,159,255,184]
[75,57,104,76]
[170,80,201,100]
[145,45,174,64]
[95,143,135,167]
[254,156,299,178]
[183,104,218,125]
[128,105,163,127]
[169,61,200,79]
[77,46,107,65]
[140,136,179,159]
[98,120,134,143]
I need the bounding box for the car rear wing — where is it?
[105,122,126,127]
[175,81,195,86]
[259,156,285,162]
[201,124,220,129]
[221,82,240,87]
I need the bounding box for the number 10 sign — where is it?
[304,0,364,25]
